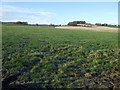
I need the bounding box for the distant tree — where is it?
[16,21,28,25]
[23,22,28,25]
[36,24,39,26]
[49,24,55,26]
[68,22,77,26]
[49,23,55,28]
[16,21,22,24]
[95,23,102,26]
[68,21,86,26]
[102,23,108,26]
[108,24,117,27]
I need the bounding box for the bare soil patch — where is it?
[55,26,118,32]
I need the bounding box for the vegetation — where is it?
[15,21,28,25]
[68,21,86,26]
[2,24,120,89]
[95,23,117,27]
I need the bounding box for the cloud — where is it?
[1,5,56,24]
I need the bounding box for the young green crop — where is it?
[2,24,119,89]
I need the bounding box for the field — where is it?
[55,26,118,32]
[2,24,120,89]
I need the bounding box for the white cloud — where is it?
[1,5,56,24]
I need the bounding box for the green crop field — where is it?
[2,24,120,89]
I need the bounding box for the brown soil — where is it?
[55,26,118,32]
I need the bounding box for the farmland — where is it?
[55,26,118,32]
[2,24,120,89]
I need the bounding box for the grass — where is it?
[2,24,120,89]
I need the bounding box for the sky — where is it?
[1,2,118,25]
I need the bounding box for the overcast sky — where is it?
[1,2,118,25]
